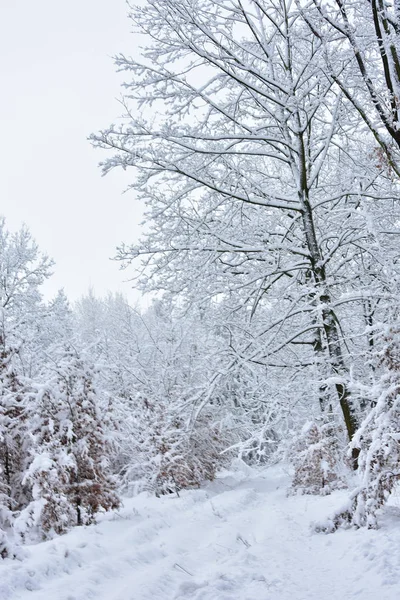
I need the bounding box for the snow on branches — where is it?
[319,325,400,530]
[289,421,345,496]
[20,348,120,539]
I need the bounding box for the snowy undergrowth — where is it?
[1,463,400,600]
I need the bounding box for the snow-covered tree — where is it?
[123,391,230,496]
[0,217,53,378]
[289,420,345,496]
[0,464,13,558]
[323,325,400,529]
[0,335,32,522]
[41,290,74,351]
[106,299,233,494]
[300,0,400,176]
[0,218,55,551]
[91,0,400,456]
[18,346,120,539]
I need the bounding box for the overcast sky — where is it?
[0,1,144,303]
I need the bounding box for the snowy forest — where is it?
[3,0,400,571]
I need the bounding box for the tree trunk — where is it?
[297,132,359,464]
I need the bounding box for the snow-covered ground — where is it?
[1,463,400,600]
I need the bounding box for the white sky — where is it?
[0,0,144,303]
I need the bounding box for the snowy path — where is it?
[2,464,400,600]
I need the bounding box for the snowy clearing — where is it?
[1,463,400,600]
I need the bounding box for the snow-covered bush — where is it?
[16,446,78,540]
[321,326,400,530]
[289,421,345,496]
[0,476,13,558]
[121,395,231,496]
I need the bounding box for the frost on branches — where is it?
[289,421,345,496]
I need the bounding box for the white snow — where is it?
[1,463,400,600]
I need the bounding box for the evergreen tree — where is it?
[19,347,120,539]
[0,335,31,519]
[324,325,400,529]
